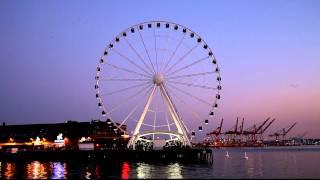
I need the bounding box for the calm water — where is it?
[1,146,320,179]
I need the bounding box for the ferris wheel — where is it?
[95,21,221,149]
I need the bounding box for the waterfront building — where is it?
[0,120,128,151]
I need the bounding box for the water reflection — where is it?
[292,154,297,165]
[167,163,183,179]
[1,147,320,179]
[4,162,16,179]
[95,162,101,179]
[121,162,130,179]
[136,162,152,179]
[51,162,67,179]
[85,171,92,179]
[256,153,263,177]
[244,152,255,177]
[83,164,93,179]
[242,151,264,177]
[26,161,48,179]
[136,162,183,179]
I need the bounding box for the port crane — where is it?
[243,118,270,142]
[224,117,239,143]
[269,122,297,141]
[253,117,272,141]
[256,118,275,141]
[206,118,224,144]
[235,118,244,142]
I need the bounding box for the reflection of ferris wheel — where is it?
[95,21,221,149]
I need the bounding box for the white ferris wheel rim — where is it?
[94,20,221,143]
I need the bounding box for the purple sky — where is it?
[1,0,320,138]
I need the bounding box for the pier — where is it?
[0,148,213,164]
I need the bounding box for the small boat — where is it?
[244,152,248,160]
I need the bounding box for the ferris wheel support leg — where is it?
[127,85,157,149]
[159,84,191,146]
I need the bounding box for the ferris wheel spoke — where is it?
[105,62,150,78]
[116,83,152,124]
[166,113,173,140]
[168,87,203,121]
[153,96,157,140]
[167,80,217,90]
[119,105,139,127]
[107,83,153,114]
[166,71,216,80]
[180,116,190,134]
[153,23,159,73]
[124,38,154,74]
[159,88,174,138]
[166,83,212,106]
[166,56,210,76]
[101,81,150,96]
[165,43,199,75]
[138,29,156,74]
[165,87,192,133]
[100,78,150,82]
[161,84,190,137]
[161,34,185,72]
[154,87,160,139]
[112,48,153,76]
[163,26,170,76]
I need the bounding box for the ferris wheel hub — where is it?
[153,73,165,86]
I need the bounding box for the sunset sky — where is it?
[1,0,319,137]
